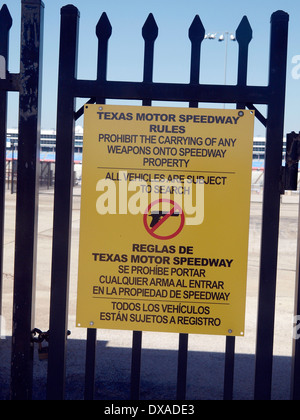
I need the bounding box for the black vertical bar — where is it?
[96,12,111,84]
[254,11,289,400]
[130,330,142,400]
[10,0,44,400]
[188,15,204,106]
[176,16,204,401]
[83,12,112,401]
[130,15,158,401]
[176,333,188,400]
[223,16,252,401]
[142,13,157,106]
[47,5,79,400]
[291,193,300,400]
[223,336,235,400]
[236,16,252,87]
[84,328,97,400]
[0,5,12,319]
[236,16,252,109]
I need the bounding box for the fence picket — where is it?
[10,0,44,400]
[254,11,289,400]
[83,11,113,401]
[176,15,206,401]
[47,5,79,401]
[0,3,12,320]
[236,16,252,88]
[0,2,291,401]
[129,13,159,401]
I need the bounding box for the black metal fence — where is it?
[1,0,299,400]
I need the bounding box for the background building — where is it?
[4,128,289,193]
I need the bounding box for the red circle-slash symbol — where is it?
[143,199,185,240]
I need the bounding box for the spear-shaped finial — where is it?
[189,15,205,90]
[236,16,252,46]
[142,14,158,86]
[96,12,112,41]
[0,4,13,30]
[96,13,112,83]
[236,16,252,87]
[142,13,158,42]
[189,15,205,43]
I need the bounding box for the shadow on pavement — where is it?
[0,337,292,400]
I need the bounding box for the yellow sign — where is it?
[76,104,254,336]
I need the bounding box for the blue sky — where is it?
[3,0,300,136]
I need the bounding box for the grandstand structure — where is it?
[5,128,287,192]
[6,127,84,191]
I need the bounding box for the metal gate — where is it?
[1,0,299,400]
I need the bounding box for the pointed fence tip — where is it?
[96,12,112,40]
[236,16,252,44]
[142,13,158,41]
[189,15,205,42]
[0,4,13,29]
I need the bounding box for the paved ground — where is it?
[0,187,299,400]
